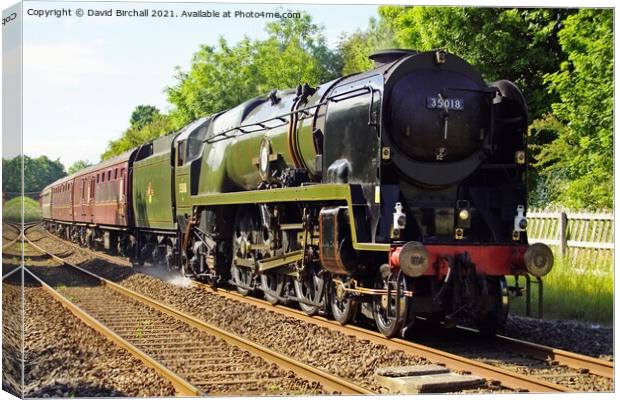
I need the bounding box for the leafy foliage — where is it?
[339,17,397,75]
[529,10,613,209]
[2,156,66,195]
[165,37,261,128]
[67,160,93,175]
[130,105,161,130]
[377,6,572,121]
[166,12,341,127]
[101,113,174,161]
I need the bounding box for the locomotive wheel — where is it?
[329,280,359,325]
[260,273,285,305]
[476,277,509,336]
[164,244,176,271]
[230,207,263,296]
[231,264,254,295]
[372,265,408,338]
[294,266,325,315]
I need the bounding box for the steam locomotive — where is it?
[41,49,554,337]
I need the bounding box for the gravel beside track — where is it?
[22,271,177,398]
[31,227,614,393]
[505,316,613,361]
[3,274,23,397]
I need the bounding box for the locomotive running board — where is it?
[188,183,390,252]
[257,250,303,273]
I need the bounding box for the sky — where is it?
[9,1,380,167]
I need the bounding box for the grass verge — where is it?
[508,252,613,325]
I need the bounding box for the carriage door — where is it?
[89,176,96,221]
[80,178,87,217]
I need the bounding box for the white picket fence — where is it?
[527,209,614,270]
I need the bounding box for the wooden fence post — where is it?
[559,211,568,256]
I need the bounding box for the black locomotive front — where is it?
[319,49,553,336]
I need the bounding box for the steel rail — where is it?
[451,324,613,379]
[37,227,133,267]
[2,223,22,250]
[23,266,201,397]
[494,334,613,379]
[2,236,20,251]
[25,233,373,395]
[3,222,40,250]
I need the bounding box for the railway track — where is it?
[454,326,613,380]
[23,230,372,396]
[2,222,35,278]
[191,283,613,392]
[34,226,613,393]
[2,224,20,250]
[2,222,32,252]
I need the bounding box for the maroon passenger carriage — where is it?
[41,152,133,251]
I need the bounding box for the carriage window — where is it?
[120,168,125,177]
[108,171,111,181]
[114,169,118,180]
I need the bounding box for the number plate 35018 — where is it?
[426,96,465,111]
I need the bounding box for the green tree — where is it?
[166,37,261,127]
[529,9,613,209]
[254,14,342,92]
[130,105,160,130]
[378,6,572,121]
[339,17,397,75]
[2,155,66,195]
[67,160,93,175]
[166,12,341,127]
[102,114,174,160]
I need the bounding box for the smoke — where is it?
[166,274,193,288]
[138,263,193,289]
